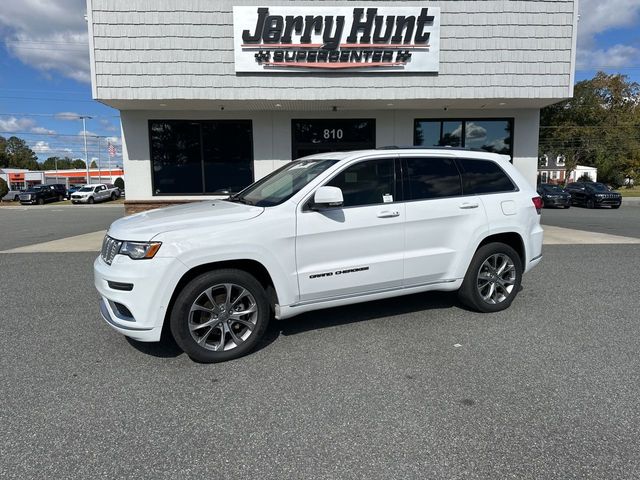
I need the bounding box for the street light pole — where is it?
[80,116,92,184]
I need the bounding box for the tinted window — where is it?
[405,157,462,200]
[150,120,253,195]
[414,118,514,159]
[327,158,395,207]
[457,158,516,194]
[292,119,375,159]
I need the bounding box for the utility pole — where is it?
[79,116,92,184]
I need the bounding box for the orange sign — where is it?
[8,173,25,182]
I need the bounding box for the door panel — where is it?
[296,157,404,303]
[404,196,487,285]
[296,204,405,303]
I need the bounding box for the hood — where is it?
[107,200,264,241]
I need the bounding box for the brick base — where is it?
[124,200,195,215]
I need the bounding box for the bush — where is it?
[0,177,8,199]
[577,173,593,182]
[114,177,125,190]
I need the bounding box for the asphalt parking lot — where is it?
[1,204,640,479]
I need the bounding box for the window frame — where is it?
[148,119,254,196]
[400,156,463,203]
[291,118,376,160]
[454,157,519,196]
[413,117,515,161]
[304,156,401,211]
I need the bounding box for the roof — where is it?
[298,148,511,163]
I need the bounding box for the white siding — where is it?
[88,0,576,103]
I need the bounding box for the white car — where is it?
[95,148,544,363]
[71,184,120,204]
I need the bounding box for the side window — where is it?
[404,157,462,200]
[326,158,395,207]
[457,158,516,195]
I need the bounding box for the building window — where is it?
[556,155,565,167]
[414,118,514,159]
[149,120,253,195]
[539,154,549,167]
[292,119,375,159]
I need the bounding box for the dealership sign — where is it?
[233,6,440,73]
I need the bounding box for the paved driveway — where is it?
[2,246,640,478]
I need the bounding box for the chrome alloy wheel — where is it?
[476,253,516,305]
[188,283,258,351]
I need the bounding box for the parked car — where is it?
[537,183,571,208]
[19,184,66,205]
[66,186,81,199]
[95,148,544,363]
[565,182,622,209]
[2,189,24,202]
[71,183,121,204]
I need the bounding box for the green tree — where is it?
[0,136,8,168]
[0,177,8,199]
[114,177,125,190]
[72,159,86,169]
[540,72,640,187]
[90,160,98,168]
[4,136,39,170]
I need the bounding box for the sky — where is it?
[0,0,639,166]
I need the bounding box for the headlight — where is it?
[119,241,162,259]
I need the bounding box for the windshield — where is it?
[542,185,564,193]
[26,186,45,192]
[78,187,94,192]
[589,183,609,192]
[227,159,338,207]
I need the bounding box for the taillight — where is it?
[532,196,543,214]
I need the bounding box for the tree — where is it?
[90,160,98,168]
[114,177,125,190]
[72,159,86,169]
[540,72,640,186]
[0,177,8,199]
[4,136,39,170]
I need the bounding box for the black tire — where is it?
[58,195,63,202]
[37,198,44,205]
[111,193,117,201]
[87,196,94,204]
[458,242,523,313]
[565,205,570,209]
[587,198,595,209]
[13,195,19,201]
[170,269,270,363]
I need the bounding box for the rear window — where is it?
[457,158,516,195]
[404,157,462,200]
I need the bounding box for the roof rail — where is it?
[376,145,505,154]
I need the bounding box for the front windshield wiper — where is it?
[226,196,254,206]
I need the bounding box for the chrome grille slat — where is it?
[101,235,122,265]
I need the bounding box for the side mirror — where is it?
[312,186,343,210]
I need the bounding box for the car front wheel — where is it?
[87,197,94,204]
[170,269,270,363]
[458,242,523,313]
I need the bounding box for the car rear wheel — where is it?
[458,242,523,313]
[87,197,94,204]
[111,192,117,201]
[587,199,595,209]
[170,269,270,363]
[13,195,19,201]
[37,198,44,205]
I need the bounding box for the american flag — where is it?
[107,142,117,157]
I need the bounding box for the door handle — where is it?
[377,210,400,218]
[459,203,479,209]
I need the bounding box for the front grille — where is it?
[20,194,31,201]
[101,235,122,265]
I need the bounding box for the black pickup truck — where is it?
[19,184,67,205]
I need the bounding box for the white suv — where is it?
[95,149,543,362]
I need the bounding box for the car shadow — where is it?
[124,290,471,359]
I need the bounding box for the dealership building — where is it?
[86,0,578,212]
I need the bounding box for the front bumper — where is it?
[595,197,622,207]
[543,196,571,207]
[94,254,188,342]
[72,196,91,203]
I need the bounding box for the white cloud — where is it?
[99,118,118,132]
[106,136,121,145]
[31,126,57,135]
[0,0,90,83]
[78,129,99,137]
[577,0,640,69]
[0,116,36,133]
[32,141,51,153]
